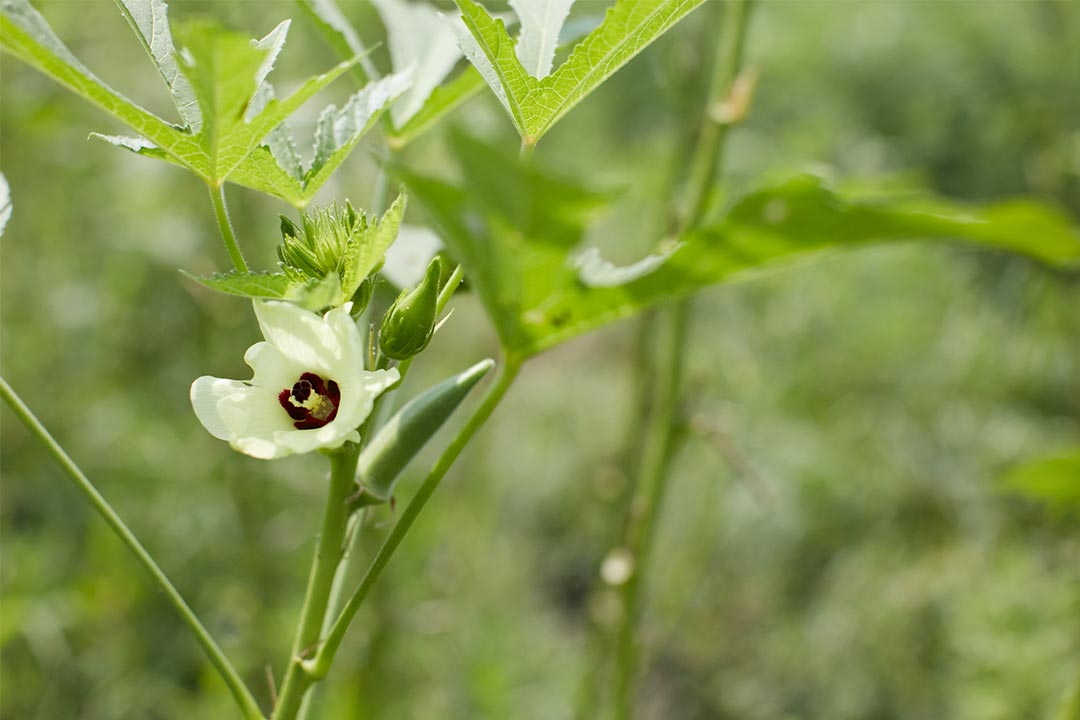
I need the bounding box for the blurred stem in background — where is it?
[0,377,267,720]
[608,1,755,718]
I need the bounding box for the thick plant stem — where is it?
[273,446,361,720]
[210,184,249,272]
[609,2,755,718]
[303,354,523,679]
[0,376,266,720]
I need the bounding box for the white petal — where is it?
[245,341,304,391]
[272,425,360,456]
[322,304,366,372]
[217,385,294,444]
[190,376,247,441]
[232,434,292,460]
[334,368,401,430]
[253,301,351,375]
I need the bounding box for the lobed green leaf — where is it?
[454,0,707,143]
[184,270,344,311]
[340,192,407,298]
[229,70,412,207]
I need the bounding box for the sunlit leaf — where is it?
[1,2,362,188]
[510,0,576,79]
[183,269,344,311]
[0,0,200,163]
[115,0,201,130]
[340,191,407,298]
[454,0,706,144]
[228,70,412,207]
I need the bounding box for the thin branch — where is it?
[0,376,265,720]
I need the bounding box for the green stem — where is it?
[684,0,754,228]
[612,305,688,720]
[0,376,265,720]
[273,446,360,720]
[303,353,523,679]
[610,2,754,718]
[210,184,249,272]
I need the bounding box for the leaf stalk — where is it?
[210,184,250,272]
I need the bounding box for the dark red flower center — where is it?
[278,372,341,430]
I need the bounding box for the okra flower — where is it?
[191,301,398,460]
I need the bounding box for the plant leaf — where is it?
[184,269,344,310]
[454,0,707,143]
[173,19,361,183]
[1,2,362,187]
[295,0,380,83]
[453,0,532,134]
[341,191,407,298]
[387,66,486,148]
[372,0,464,126]
[228,70,412,207]
[114,0,201,130]
[509,0,576,79]
[0,0,200,164]
[405,137,1080,357]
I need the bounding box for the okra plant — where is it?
[2,0,1077,718]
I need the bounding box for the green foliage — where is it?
[1003,450,1080,514]
[3,2,1078,718]
[299,0,486,148]
[0,0,395,199]
[227,70,412,207]
[356,359,495,505]
[0,0,203,163]
[454,0,707,144]
[114,0,200,130]
[406,134,1080,357]
[389,68,486,149]
[183,269,343,312]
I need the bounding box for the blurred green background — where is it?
[2,1,1079,718]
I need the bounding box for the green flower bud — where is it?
[379,256,442,360]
